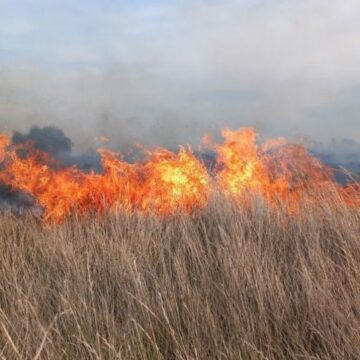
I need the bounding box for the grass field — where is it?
[0,197,359,359]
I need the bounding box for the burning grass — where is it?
[0,127,359,223]
[0,197,359,359]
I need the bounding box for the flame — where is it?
[138,146,210,214]
[0,127,358,223]
[0,134,10,162]
[211,128,271,198]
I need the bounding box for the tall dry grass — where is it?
[0,197,359,359]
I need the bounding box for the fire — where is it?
[205,128,335,211]
[138,147,210,214]
[0,134,10,162]
[0,127,358,223]
[210,128,271,198]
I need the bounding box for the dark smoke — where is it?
[0,183,35,213]
[13,126,72,156]
[12,126,101,172]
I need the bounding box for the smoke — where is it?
[0,65,224,152]
[11,125,102,172]
[13,126,72,155]
[0,183,34,213]
[1,1,360,149]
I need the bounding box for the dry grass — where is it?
[0,197,359,359]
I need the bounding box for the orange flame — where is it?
[0,127,358,223]
[138,146,210,215]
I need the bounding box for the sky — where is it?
[0,0,360,150]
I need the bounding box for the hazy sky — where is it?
[1,0,360,149]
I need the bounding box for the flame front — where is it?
[0,127,358,223]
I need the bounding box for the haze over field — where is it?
[1,0,360,151]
